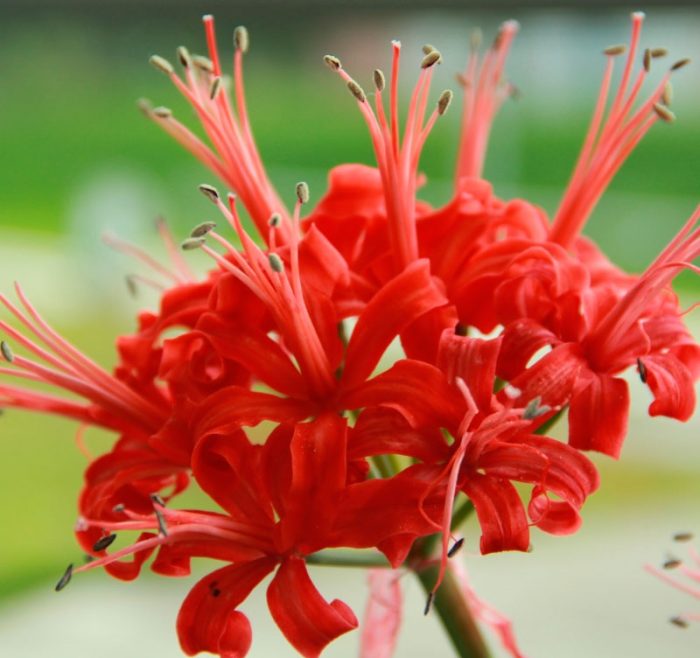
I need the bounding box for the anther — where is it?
[55,563,74,592]
[423,591,434,616]
[295,182,310,205]
[181,237,206,251]
[154,508,168,536]
[177,46,191,68]
[347,79,367,103]
[136,98,153,116]
[190,221,217,238]
[112,504,126,513]
[1,341,14,363]
[152,106,173,119]
[125,275,138,298]
[268,213,281,228]
[662,82,673,106]
[234,26,250,54]
[422,44,436,55]
[150,493,166,507]
[670,616,689,629]
[603,44,627,57]
[643,49,651,73]
[268,253,284,273]
[209,77,222,100]
[192,55,214,73]
[637,358,648,384]
[323,55,342,71]
[523,396,551,420]
[198,183,220,203]
[437,89,453,116]
[447,538,464,558]
[421,50,442,69]
[653,103,676,123]
[673,532,693,542]
[650,48,668,59]
[149,55,174,75]
[663,557,681,570]
[671,58,691,71]
[92,534,117,552]
[373,69,386,92]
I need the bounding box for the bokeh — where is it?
[0,1,698,656]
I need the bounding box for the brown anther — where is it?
[422,44,436,55]
[455,73,468,89]
[136,98,153,116]
[637,358,648,384]
[268,213,282,228]
[662,82,673,107]
[192,55,214,73]
[671,58,690,71]
[421,50,442,69]
[92,534,117,552]
[653,103,675,123]
[151,493,166,507]
[154,507,168,536]
[323,55,342,71]
[423,591,434,616]
[198,183,220,203]
[149,54,174,75]
[663,558,682,570]
[190,221,217,238]
[112,504,126,513]
[296,182,310,205]
[673,532,693,542]
[373,69,386,92]
[177,46,191,68]
[447,538,464,558]
[152,106,173,119]
[181,237,206,251]
[209,77,222,100]
[643,49,651,73]
[437,89,453,116]
[603,44,627,57]
[269,253,284,273]
[234,26,249,53]
[125,275,138,298]
[1,341,14,363]
[670,616,689,629]
[347,79,366,103]
[651,48,668,59]
[55,563,74,592]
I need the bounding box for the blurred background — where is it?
[0,1,698,656]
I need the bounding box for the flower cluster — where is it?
[1,12,698,658]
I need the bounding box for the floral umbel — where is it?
[1,11,698,658]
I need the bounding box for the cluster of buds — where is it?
[1,12,697,658]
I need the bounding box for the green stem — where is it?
[415,563,491,658]
[305,549,390,569]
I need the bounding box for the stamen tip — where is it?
[295,182,310,205]
[673,532,693,542]
[181,237,206,251]
[373,68,386,92]
[149,54,174,75]
[603,44,627,57]
[198,183,220,203]
[268,213,282,228]
[192,55,214,73]
[437,89,453,116]
[347,79,367,103]
[92,533,117,553]
[653,103,676,123]
[447,537,464,558]
[190,222,216,238]
[671,58,691,71]
[177,46,191,68]
[643,48,651,73]
[152,106,173,119]
[636,357,648,383]
[125,275,138,298]
[323,55,342,71]
[422,43,437,55]
[234,26,250,53]
[663,558,681,570]
[421,50,442,69]
[55,563,74,592]
[209,76,222,100]
[1,340,14,363]
[423,591,434,616]
[670,616,688,629]
[268,253,284,273]
[136,98,153,116]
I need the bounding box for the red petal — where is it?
[437,330,502,410]
[461,473,529,554]
[568,373,629,458]
[642,353,696,421]
[343,360,463,433]
[267,556,358,658]
[342,260,448,389]
[177,559,275,658]
[497,319,558,382]
[360,569,402,658]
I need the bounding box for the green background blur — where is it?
[0,1,698,656]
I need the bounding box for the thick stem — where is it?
[415,564,491,658]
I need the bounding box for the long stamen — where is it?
[549,14,688,247]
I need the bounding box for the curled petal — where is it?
[642,353,696,421]
[177,559,275,658]
[568,373,629,458]
[267,556,358,658]
[360,569,403,658]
